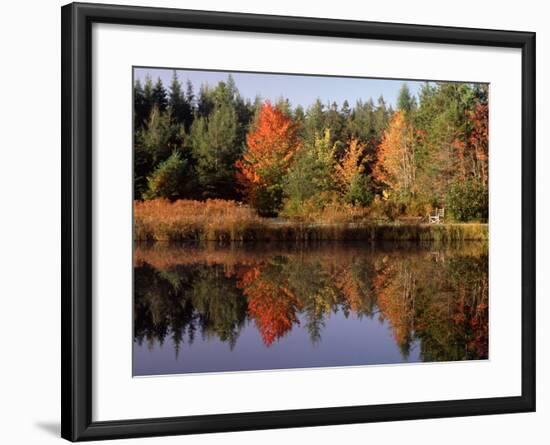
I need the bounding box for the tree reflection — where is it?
[134,242,488,362]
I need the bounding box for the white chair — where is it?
[429,208,444,224]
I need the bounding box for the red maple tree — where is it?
[235,101,300,214]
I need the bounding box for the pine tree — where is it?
[141,75,155,125]
[152,77,168,112]
[168,71,184,123]
[133,79,146,130]
[304,99,325,143]
[283,129,336,214]
[134,106,187,199]
[397,83,416,114]
[185,80,195,108]
[190,102,239,199]
[144,150,189,200]
[325,101,344,147]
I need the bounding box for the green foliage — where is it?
[134,106,187,199]
[304,99,326,143]
[252,183,286,217]
[190,102,239,199]
[144,150,189,200]
[446,179,488,222]
[347,174,374,207]
[152,78,168,112]
[282,130,335,215]
[168,70,193,130]
[397,83,417,114]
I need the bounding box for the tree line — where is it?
[134,71,488,221]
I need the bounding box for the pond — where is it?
[133,241,488,376]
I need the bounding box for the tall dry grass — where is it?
[134,199,263,242]
[134,199,489,243]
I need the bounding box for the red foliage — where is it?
[235,102,300,205]
[237,265,301,346]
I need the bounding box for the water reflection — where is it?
[133,242,488,375]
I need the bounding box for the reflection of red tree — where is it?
[237,266,302,346]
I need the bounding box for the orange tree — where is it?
[236,101,300,215]
[373,111,417,203]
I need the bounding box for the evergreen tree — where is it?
[144,150,190,200]
[341,100,351,120]
[293,105,306,138]
[283,129,336,215]
[134,106,187,199]
[304,99,325,143]
[141,75,155,125]
[373,96,390,136]
[152,77,168,112]
[397,83,417,114]
[325,101,344,147]
[185,80,195,109]
[190,102,239,199]
[168,71,192,129]
[133,79,147,130]
[197,84,214,117]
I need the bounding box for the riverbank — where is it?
[135,218,488,243]
[134,199,488,243]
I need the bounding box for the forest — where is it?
[133,71,488,229]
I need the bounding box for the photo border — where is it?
[62,2,535,441]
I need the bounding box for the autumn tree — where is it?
[236,101,300,215]
[333,138,373,207]
[456,102,488,185]
[373,111,417,204]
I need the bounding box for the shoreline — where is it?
[134,221,488,243]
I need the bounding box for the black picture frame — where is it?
[61,2,536,441]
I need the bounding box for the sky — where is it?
[134,67,426,110]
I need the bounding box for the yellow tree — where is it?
[373,111,417,198]
[331,138,373,207]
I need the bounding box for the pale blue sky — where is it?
[134,67,426,110]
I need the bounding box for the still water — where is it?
[133,242,488,376]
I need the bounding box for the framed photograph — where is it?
[61,2,536,441]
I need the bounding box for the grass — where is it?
[134,199,489,243]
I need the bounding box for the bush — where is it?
[347,174,374,207]
[143,150,189,200]
[446,179,488,222]
[250,183,285,217]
